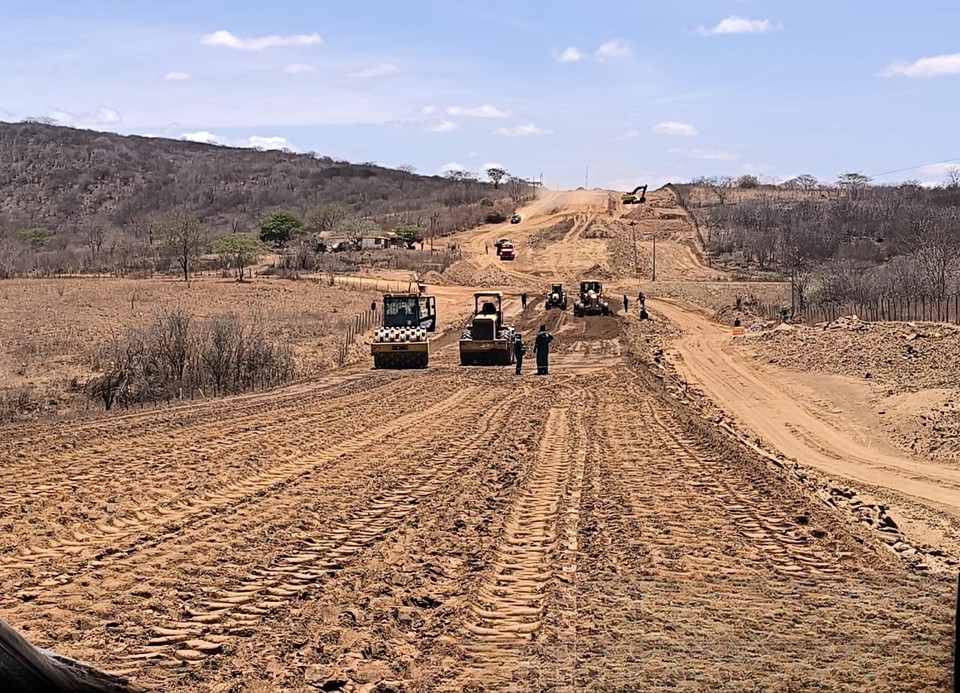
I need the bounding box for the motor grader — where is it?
[573,280,610,317]
[459,291,515,366]
[370,292,437,368]
[545,283,568,310]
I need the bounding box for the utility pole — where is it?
[584,165,589,188]
[629,222,638,279]
[652,232,657,282]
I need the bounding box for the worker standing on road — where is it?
[514,334,526,375]
[485,243,489,254]
[521,292,527,309]
[623,294,629,312]
[638,291,645,308]
[534,324,554,375]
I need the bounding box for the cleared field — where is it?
[1,188,955,692]
[0,276,377,419]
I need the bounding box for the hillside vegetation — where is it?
[673,181,960,309]
[0,122,527,276]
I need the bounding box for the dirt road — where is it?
[1,186,956,691]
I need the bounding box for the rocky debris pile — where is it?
[581,263,616,280]
[420,270,446,285]
[440,261,477,285]
[527,219,574,249]
[818,314,870,331]
[753,319,960,392]
[581,220,617,238]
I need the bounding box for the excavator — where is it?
[621,184,648,205]
[370,290,437,368]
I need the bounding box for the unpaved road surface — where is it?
[1,187,956,691]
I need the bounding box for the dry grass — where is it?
[0,276,377,419]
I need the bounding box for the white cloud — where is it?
[441,162,467,174]
[483,162,505,172]
[428,120,459,132]
[653,121,698,136]
[555,46,583,63]
[446,104,509,118]
[595,40,632,62]
[622,129,641,139]
[178,132,295,150]
[497,122,552,137]
[180,130,225,145]
[697,17,777,36]
[248,135,291,150]
[49,106,123,127]
[162,71,191,82]
[200,29,322,51]
[281,63,315,74]
[348,63,401,79]
[880,53,960,78]
[419,105,436,116]
[95,107,122,124]
[670,147,741,160]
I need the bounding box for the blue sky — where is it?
[2,0,959,189]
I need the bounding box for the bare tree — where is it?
[161,212,206,281]
[80,221,107,266]
[944,166,960,189]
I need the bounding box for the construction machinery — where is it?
[495,238,511,255]
[371,292,437,368]
[621,184,648,205]
[459,291,516,366]
[545,283,568,310]
[574,280,610,317]
[499,242,516,261]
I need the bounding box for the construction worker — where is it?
[513,334,526,375]
[534,324,554,375]
[623,294,629,312]
[485,243,489,254]
[521,292,527,309]
[638,291,645,308]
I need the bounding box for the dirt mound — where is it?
[441,261,477,285]
[527,219,575,249]
[421,270,446,285]
[470,264,517,287]
[581,220,617,239]
[581,263,616,280]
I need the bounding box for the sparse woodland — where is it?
[0,122,531,278]
[674,176,960,311]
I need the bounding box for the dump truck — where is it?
[371,292,437,368]
[499,242,516,261]
[545,283,567,310]
[621,185,648,205]
[459,291,515,365]
[573,280,610,317]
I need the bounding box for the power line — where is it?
[869,156,960,179]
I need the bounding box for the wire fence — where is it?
[337,305,379,367]
[745,295,960,325]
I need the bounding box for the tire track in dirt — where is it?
[0,375,404,519]
[120,387,528,666]
[455,393,588,682]
[0,371,382,451]
[607,381,844,578]
[0,382,477,582]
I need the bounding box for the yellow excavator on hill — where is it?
[621,185,648,205]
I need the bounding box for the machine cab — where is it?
[470,291,504,340]
[383,294,437,332]
[580,280,602,295]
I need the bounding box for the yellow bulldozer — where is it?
[459,291,516,366]
[370,292,437,368]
